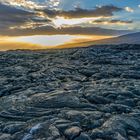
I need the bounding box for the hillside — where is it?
[92,32,140,44]
[57,32,140,49]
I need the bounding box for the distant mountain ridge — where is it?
[92,32,140,45]
[57,32,140,49]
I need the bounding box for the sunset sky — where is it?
[0,0,140,50]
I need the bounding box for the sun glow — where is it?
[14,35,113,46]
[53,16,105,27]
[0,35,113,50]
[14,35,79,46]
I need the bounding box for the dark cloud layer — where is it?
[92,19,133,24]
[0,2,132,36]
[0,2,51,28]
[0,3,34,27]
[42,5,122,18]
[0,26,131,36]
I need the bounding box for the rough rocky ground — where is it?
[0,44,140,140]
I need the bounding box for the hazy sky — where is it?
[0,0,140,49]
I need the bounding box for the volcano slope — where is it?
[0,44,140,140]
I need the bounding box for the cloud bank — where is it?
[0,1,134,36]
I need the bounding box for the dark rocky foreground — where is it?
[0,44,140,140]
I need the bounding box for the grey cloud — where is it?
[0,25,131,36]
[0,3,51,29]
[42,5,123,18]
[0,3,32,28]
[0,3,132,37]
[92,19,133,24]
